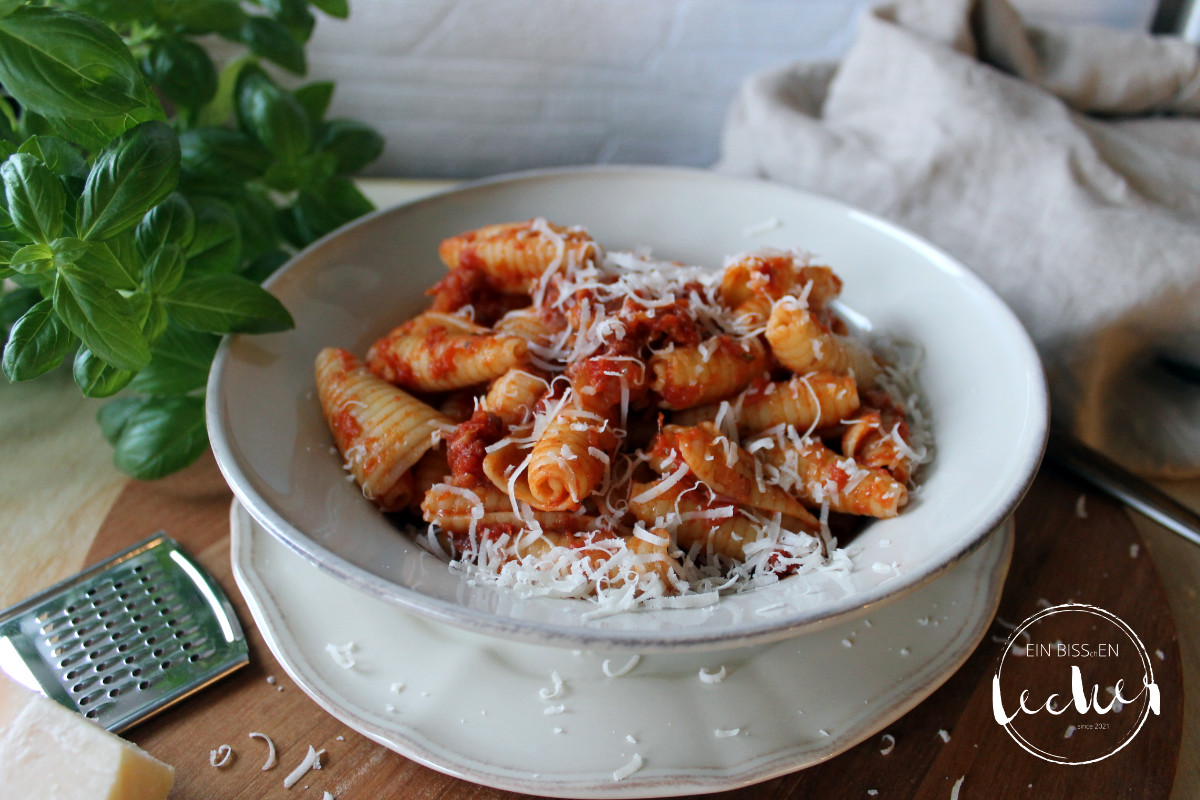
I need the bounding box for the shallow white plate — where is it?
[209,166,1046,650]
[231,500,1014,798]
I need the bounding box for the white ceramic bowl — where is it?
[207,166,1047,651]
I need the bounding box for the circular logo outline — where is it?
[994,602,1157,765]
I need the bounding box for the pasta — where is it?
[315,220,930,611]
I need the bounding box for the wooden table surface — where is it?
[2,178,1198,798]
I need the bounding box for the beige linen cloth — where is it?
[717,0,1200,478]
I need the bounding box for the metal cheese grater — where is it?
[0,533,248,733]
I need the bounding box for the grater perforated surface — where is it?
[0,534,248,732]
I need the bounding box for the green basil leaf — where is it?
[136,193,195,257]
[235,65,312,163]
[42,104,164,156]
[73,345,135,397]
[0,7,153,119]
[290,176,374,243]
[142,242,185,295]
[0,286,42,343]
[97,395,143,446]
[50,0,155,24]
[105,229,143,286]
[167,0,247,36]
[53,265,150,371]
[2,153,65,243]
[317,119,385,174]
[162,273,292,334]
[111,395,208,480]
[17,136,88,180]
[142,36,218,110]
[179,126,270,184]
[241,248,289,285]
[127,290,169,343]
[293,81,334,125]
[0,0,25,19]
[260,0,315,41]
[73,238,139,291]
[0,241,18,265]
[129,323,218,395]
[2,297,76,381]
[77,120,181,241]
[142,295,169,342]
[7,271,53,292]
[0,96,16,138]
[185,198,241,273]
[195,55,253,128]
[235,16,306,75]
[9,242,54,274]
[49,236,89,269]
[310,0,350,19]
[232,188,282,262]
[263,150,333,193]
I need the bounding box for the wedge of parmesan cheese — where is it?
[0,673,174,800]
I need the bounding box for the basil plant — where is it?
[0,0,383,478]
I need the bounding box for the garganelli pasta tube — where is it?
[527,390,618,511]
[438,219,600,293]
[315,347,451,511]
[736,372,861,434]
[753,432,909,519]
[366,320,527,392]
[649,335,768,409]
[315,220,930,611]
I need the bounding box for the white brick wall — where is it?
[304,0,1158,179]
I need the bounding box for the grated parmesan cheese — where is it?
[602,655,641,678]
[612,753,644,781]
[209,744,233,768]
[248,732,276,770]
[283,745,324,789]
[538,670,564,700]
[325,642,356,669]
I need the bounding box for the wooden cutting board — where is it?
[86,455,1183,799]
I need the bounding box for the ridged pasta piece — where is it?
[737,371,861,434]
[628,478,815,562]
[420,481,581,535]
[765,300,878,384]
[484,368,549,426]
[494,307,562,343]
[620,529,682,592]
[402,310,489,336]
[460,524,681,596]
[841,395,916,483]
[649,335,768,409]
[481,438,540,507]
[670,422,819,525]
[408,445,451,512]
[719,250,842,328]
[315,347,451,511]
[366,322,527,392]
[438,219,599,293]
[526,393,617,511]
[755,434,908,518]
